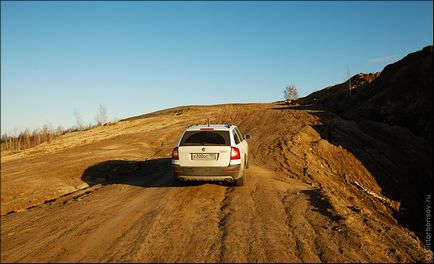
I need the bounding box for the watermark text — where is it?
[426,194,431,249]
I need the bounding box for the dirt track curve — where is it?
[1,103,432,262]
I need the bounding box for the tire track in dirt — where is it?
[1,161,431,262]
[217,186,234,262]
[214,165,310,263]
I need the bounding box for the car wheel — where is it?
[175,176,184,185]
[235,170,246,186]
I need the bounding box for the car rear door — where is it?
[178,130,231,167]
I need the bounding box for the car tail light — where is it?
[172,147,179,160]
[230,147,241,160]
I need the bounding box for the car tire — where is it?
[235,170,246,186]
[175,176,184,185]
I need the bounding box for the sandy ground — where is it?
[1,102,432,262]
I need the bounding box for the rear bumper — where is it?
[173,164,242,182]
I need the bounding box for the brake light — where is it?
[200,128,214,131]
[230,147,241,160]
[172,147,179,160]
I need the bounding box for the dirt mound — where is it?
[298,45,433,246]
[303,45,433,143]
[300,72,380,113]
[346,45,433,143]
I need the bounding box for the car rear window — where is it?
[180,131,230,146]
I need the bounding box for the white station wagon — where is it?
[171,123,250,186]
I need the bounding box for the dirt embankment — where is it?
[303,45,433,143]
[1,101,432,262]
[300,45,433,242]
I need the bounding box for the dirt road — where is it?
[1,103,432,262]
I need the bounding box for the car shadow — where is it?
[81,158,233,188]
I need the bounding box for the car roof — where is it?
[186,124,234,131]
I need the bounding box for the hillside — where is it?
[1,46,433,262]
[302,45,433,143]
[300,45,433,242]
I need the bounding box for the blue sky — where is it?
[1,1,433,135]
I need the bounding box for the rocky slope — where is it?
[300,45,433,246]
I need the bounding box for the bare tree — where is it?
[95,104,108,126]
[2,105,114,152]
[8,135,13,150]
[1,133,10,150]
[3,124,68,152]
[284,84,299,102]
[74,108,83,130]
[23,129,31,149]
[347,68,353,96]
[56,125,64,136]
[42,124,51,143]
[32,129,41,146]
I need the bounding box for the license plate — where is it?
[191,153,218,160]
